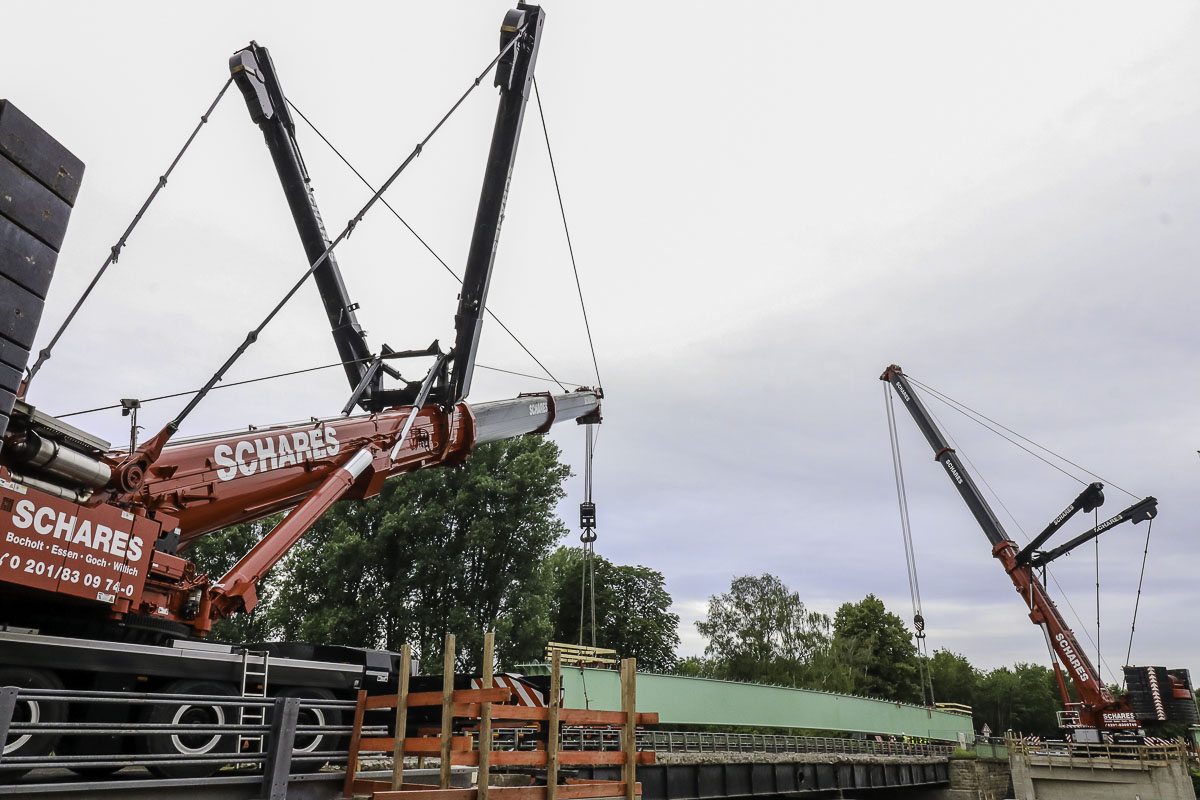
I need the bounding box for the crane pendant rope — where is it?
[23,76,235,395]
[531,77,602,390]
[284,97,567,393]
[1123,516,1154,674]
[905,376,1139,500]
[1095,508,1101,673]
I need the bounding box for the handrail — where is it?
[1003,731,1192,768]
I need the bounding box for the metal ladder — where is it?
[238,649,270,754]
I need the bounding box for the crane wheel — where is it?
[0,667,66,780]
[139,679,238,779]
[273,686,344,772]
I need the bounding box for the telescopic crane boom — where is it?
[880,364,1167,731]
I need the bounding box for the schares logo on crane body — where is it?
[9,499,145,561]
[1051,504,1076,527]
[1055,632,1092,682]
[213,427,340,481]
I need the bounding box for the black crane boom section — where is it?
[1014,482,1105,564]
[230,43,383,408]
[1029,497,1158,568]
[445,3,545,408]
[880,365,1011,547]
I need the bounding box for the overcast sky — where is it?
[4,2,1199,682]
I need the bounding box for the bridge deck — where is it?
[521,666,974,741]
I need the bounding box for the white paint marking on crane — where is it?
[341,448,374,480]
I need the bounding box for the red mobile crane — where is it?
[0,3,595,774]
[881,365,1197,738]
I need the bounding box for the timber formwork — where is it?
[343,634,655,800]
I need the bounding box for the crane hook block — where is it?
[580,501,596,529]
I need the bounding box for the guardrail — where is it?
[481,728,954,758]
[1003,731,1191,768]
[970,735,1007,759]
[0,685,382,797]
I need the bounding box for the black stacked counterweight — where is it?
[0,102,85,440]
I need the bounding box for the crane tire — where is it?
[273,686,343,772]
[140,679,238,779]
[0,667,66,779]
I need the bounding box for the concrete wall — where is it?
[1010,754,1198,800]
[919,759,1013,800]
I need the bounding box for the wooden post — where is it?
[391,643,412,790]
[621,658,637,800]
[342,689,368,800]
[547,647,561,800]
[478,631,495,800]
[441,633,456,790]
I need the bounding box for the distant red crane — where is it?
[881,364,1195,736]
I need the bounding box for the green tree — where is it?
[696,573,832,686]
[972,663,1060,736]
[800,634,867,695]
[262,436,570,670]
[832,594,921,702]
[928,649,979,708]
[185,515,283,643]
[672,655,720,678]
[544,547,680,671]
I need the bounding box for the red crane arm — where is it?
[125,402,474,546]
[89,390,598,626]
[994,540,1115,708]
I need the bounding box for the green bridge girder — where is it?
[525,667,974,742]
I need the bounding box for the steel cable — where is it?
[532,77,602,389]
[284,98,567,393]
[55,358,585,419]
[23,76,236,393]
[1095,509,1101,674]
[1123,517,1154,674]
[906,376,1138,500]
[885,386,934,706]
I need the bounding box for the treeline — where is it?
[680,573,1064,736]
